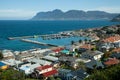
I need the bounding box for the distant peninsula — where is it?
[31,9,119,20]
[111,14,120,22]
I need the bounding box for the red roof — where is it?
[42,69,58,77]
[102,35,120,43]
[80,44,94,49]
[52,47,64,53]
[104,58,119,66]
[36,65,52,70]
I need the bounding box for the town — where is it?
[0,24,120,80]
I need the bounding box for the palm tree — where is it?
[0,51,3,60]
[84,38,88,43]
[79,39,82,43]
[71,41,75,45]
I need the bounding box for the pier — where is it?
[21,39,58,47]
[8,31,76,40]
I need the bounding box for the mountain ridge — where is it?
[31,9,119,20]
[111,14,120,21]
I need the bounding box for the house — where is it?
[58,56,77,68]
[76,58,91,63]
[112,48,120,53]
[66,69,89,80]
[2,50,15,59]
[99,35,120,51]
[34,65,58,78]
[110,48,120,59]
[59,56,76,62]
[60,50,70,55]
[1,59,22,67]
[79,44,95,50]
[52,47,64,53]
[81,50,104,60]
[27,58,52,65]
[58,69,71,80]
[18,62,41,75]
[0,62,8,70]
[104,58,119,66]
[102,35,120,43]
[17,51,36,61]
[85,60,104,69]
[65,45,76,52]
[110,53,120,59]
[42,55,58,62]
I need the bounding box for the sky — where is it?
[0,0,120,20]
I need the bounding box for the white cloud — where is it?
[0,9,37,19]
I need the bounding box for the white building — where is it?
[19,62,40,75]
[81,50,104,60]
[2,50,15,59]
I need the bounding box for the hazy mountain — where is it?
[111,14,120,21]
[31,9,118,20]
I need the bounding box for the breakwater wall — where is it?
[21,39,58,47]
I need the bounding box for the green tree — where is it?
[56,78,62,80]
[85,64,120,80]
[71,41,75,45]
[77,61,86,70]
[116,28,120,34]
[0,51,3,60]
[79,39,82,43]
[84,39,88,43]
[0,68,25,80]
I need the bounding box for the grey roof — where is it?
[43,55,58,61]
[27,58,52,65]
[110,53,120,59]
[82,50,104,56]
[85,60,104,69]
[1,59,22,66]
[58,68,71,73]
[59,56,76,62]
[71,69,89,80]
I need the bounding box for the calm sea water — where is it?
[0,20,120,51]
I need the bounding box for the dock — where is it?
[21,39,58,47]
[8,32,75,40]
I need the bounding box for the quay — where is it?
[21,39,59,47]
[8,34,74,40]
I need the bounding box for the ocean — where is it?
[0,20,120,51]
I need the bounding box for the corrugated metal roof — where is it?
[27,58,51,65]
[43,56,58,61]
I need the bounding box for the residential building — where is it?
[104,58,120,66]
[85,60,104,69]
[81,50,104,60]
[79,44,95,50]
[34,65,58,78]
[99,35,120,51]
[58,69,71,80]
[18,62,41,75]
[1,59,22,67]
[27,58,52,65]
[66,69,89,80]
[2,50,15,59]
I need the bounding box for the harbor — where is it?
[7,31,91,48]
